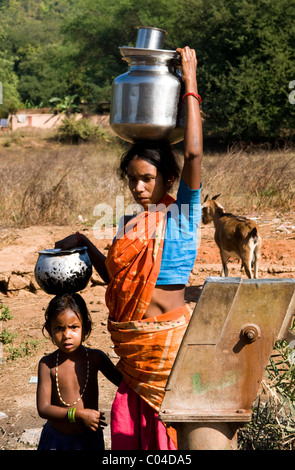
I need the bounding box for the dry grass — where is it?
[0,128,129,227]
[0,128,295,228]
[239,338,295,450]
[201,146,295,213]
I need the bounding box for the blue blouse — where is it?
[156,179,202,285]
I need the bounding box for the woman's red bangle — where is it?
[182,92,202,104]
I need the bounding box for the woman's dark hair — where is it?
[119,142,181,186]
[43,293,92,341]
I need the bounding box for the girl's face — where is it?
[127,157,167,210]
[50,308,83,354]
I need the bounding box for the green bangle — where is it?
[67,407,76,423]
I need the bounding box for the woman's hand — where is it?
[55,233,84,250]
[76,409,107,432]
[177,46,198,91]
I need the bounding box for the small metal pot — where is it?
[34,247,92,296]
[136,26,167,49]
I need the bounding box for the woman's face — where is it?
[127,157,167,209]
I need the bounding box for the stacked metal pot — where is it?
[110,26,185,144]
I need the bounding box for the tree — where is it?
[61,0,182,108]
[172,0,295,142]
[0,0,294,142]
[0,0,75,107]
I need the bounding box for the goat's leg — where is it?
[253,239,261,279]
[252,252,258,279]
[241,250,253,279]
[220,251,229,277]
[241,243,255,279]
[243,261,253,279]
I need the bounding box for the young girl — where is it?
[37,293,122,450]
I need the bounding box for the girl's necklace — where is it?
[55,346,89,407]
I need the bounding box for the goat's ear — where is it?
[203,194,208,203]
[212,194,221,200]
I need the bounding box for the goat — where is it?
[202,194,262,279]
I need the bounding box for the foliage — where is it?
[0,303,13,322]
[0,328,17,345]
[49,95,80,115]
[266,339,295,406]
[57,117,111,143]
[190,0,295,143]
[6,339,41,361]
[0,303,41,360]
[0,51,22,117]
[239,332,295,450]
[0,304,16,347]
[0,0,294,141]
[238,395,295,450]
[0,0,76,108]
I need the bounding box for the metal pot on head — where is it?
[34,247,92,296]
[135,26,167,49]
[110,26,184,144]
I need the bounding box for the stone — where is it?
[8,273,32,291]
[19,428,42,447]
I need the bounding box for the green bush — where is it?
[57,117,110,144]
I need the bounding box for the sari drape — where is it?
[105,194,191,448]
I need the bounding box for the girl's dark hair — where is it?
[43,293,92,341]
[119,141,181,186]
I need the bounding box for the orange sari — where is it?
[105,195,191,446]
[105,194,175,323]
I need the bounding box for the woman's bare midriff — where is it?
[143,285,186,318]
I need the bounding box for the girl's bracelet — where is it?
[182,92,202,104]
[67,407,76,423]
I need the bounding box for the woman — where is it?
[55,46,202,450]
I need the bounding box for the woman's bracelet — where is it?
[67,407,76,423]
[182,92,202,104]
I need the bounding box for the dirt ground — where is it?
[0,212,295,450]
